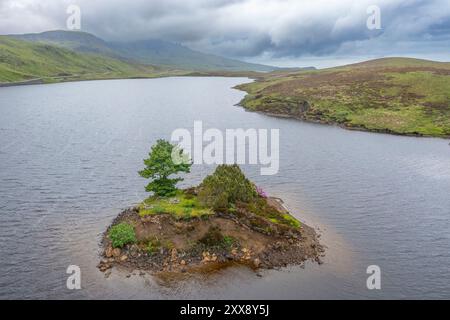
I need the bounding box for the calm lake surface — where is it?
[0,77,449,299]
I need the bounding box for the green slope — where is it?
[12,30,121,59]
[11,30,276,72]
[0,36,175,84]
[236,58,450,138]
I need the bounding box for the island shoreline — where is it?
[98,195,324,278]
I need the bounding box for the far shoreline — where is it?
[2,73,449,142]
[0,70,259,88]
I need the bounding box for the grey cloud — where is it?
[0,0,449,60]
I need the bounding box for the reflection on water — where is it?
[0,77,449,299]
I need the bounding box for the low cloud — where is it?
[1,0,449,60]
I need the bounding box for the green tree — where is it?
[139,139,191,197]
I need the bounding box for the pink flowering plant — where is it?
[256,186,267,198]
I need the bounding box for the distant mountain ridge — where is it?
[10,30,277,72]
[13,30,119,57]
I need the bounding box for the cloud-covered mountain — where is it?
[11,30,276,72]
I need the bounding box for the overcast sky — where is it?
[1,0,449,67]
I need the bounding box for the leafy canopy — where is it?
[139,139,191,197]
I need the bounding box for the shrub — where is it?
[198,164,256,210]
[222,235,236,248]
[198,227,237,249]
[199,226,224,247]
[145,238,161,255]
[109,223,137,248]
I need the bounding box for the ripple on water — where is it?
[0,77,450,299]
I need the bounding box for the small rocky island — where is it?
[98,140,324,277]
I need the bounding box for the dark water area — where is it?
[0,77,449,299]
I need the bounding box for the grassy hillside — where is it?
[0,36,179,84]
[236,58,450,138]
[13,30,120,57]
[11,30,276,72]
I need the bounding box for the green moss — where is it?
[180,198,196,208]
[139,190,214,220]
[281,213,301,228]
[245,198,301,229]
